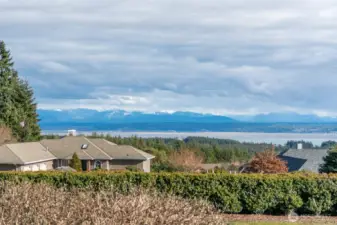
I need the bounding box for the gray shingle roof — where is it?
[40,137,154,161]
[280,149,329,173]
[40,136,112,160]
[278,155,307,172]
[0,142,56,165]
[100,144,155,160]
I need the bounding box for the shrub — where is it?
[0,182,221,225]
[247,148,288,174]
[0,172,337,215]
[125,166,141,172]
[69,153,82,171]
[168,149,204,172]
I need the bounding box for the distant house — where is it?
[0,136,155,172]
[279,145,328,173]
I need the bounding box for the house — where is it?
[279,144,328,173]
[0,136,155,172]
[40,136,154,172]
[0,142,56,171]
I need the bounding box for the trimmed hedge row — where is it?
[1,172,337,215]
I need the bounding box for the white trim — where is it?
[131,147,156,160]
[103,139,117,146]
[23,158,56,165]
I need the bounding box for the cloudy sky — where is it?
[2,0,337,116]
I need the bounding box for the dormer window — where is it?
[81,144,88,149]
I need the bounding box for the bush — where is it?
[1,172,337,215]
[125,166,141,172]
[69,153,81,171]
[246,148,288,174]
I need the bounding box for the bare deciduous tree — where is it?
[0,126,15,145]
[168,149,204,172]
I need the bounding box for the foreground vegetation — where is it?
[2,172,337,216]
[0,181,335,225]
[0,182,223,225]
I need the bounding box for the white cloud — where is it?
[1,0,337,115]
[40,61,74,73]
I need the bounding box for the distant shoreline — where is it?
[41,131,337,145]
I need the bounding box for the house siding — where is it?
[18,160,54,171]
[53,159,69,168]
[141,159,151,173]
[109,159,151,172]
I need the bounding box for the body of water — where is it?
[42,131,337,146]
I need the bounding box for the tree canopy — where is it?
[0,41,40,141]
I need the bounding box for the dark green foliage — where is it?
[0,41,40,141]
[69,153,82,171]
[319,149,337,173]
[0,172,337,215]
[286,140,314,149]
[321,141,337,149]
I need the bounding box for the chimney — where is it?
[67,130,77,137]
[297,143,303,150]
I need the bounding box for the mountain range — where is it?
[38,109,337,132]
[38,109,337,124]
[38,109,236,124]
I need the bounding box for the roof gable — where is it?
[87,139,155,160]
[0,145,24,164]
[0,142,56,165]
[40,137,111,160]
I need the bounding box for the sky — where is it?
[1,0,337,116]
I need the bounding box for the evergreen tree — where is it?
[69,153,82,171]
[319,148,337,173]
[0,41,16,126]
[0,41,41,141]
[13,79,41,141]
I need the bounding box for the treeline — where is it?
[285,140,337,149]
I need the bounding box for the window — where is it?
[94,160,102,169]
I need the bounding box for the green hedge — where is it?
[1,172,337,215]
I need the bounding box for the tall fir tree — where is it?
[0,41,16,125]
[0,41,40,141]
[319,148,337,173]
